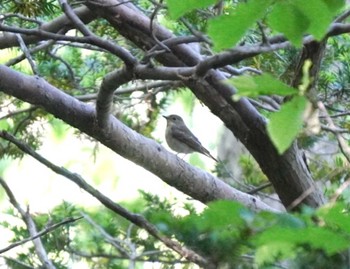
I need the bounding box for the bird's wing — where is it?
[170,125,202,150]
[171,125,218,162]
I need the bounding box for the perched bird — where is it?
[163,114,218,162]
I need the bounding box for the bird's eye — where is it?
[172,117,176,121]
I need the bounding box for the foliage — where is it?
[150,200,350,268]
[5,198,350,268]
[1,0,58,17]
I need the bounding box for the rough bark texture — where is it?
[85,0,325,209]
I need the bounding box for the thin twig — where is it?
[82,212,132,258]
[0,106,39,121]
[15,34,38,75]
[5,40,55,67]
[47,50,76,82]
[0,13,43,25]
[149,0,171,53]
[334,9,350,23]
[318,101,350,163]
[247,182,272,195]
[76,80,181,101]
[287,185,315,211]
[180,18,212,45]
[321,124,349,134]
[0,256,34,269]
[257,21,269,45]
[330,177,350,203]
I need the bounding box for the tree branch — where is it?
[76,80,181,102]
[0,65,278,213]
[96,67,133,128]
[59,0,94,37]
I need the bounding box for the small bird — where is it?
[163,114,218,162]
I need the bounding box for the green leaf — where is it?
[295,0,333,41]
[200,200,251,229]
[268,0,345,47]
[255,241,296,266]
[0,119,12,130]
[268,2,309,47]
[267,96,308,154]
[208,0,272,50]
[317,203,350,235]
[228,74,297,99]
[166,0,216,19]
[323,0,345,13]
[299,227,350,255]
[254,226,350,256]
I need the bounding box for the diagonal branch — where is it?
[59,0,94,36]
[15,34,38,75]
[0,178,56,269]
[0,131,209,267]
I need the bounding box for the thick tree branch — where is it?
[0,65,278,215]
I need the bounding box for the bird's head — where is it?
[163,114,185,126]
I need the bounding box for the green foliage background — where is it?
[1,0,350,268]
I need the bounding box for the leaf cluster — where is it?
[150,200,350,268]
[1,0,58,18]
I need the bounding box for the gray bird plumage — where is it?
[163,114,218,162]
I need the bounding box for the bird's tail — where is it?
[201,147,218,162]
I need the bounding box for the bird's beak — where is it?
[162,115,168,119]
